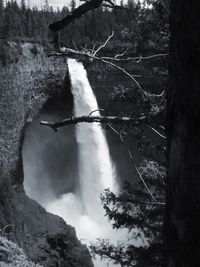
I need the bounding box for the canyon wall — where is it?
[0,42,93,267]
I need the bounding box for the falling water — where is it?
[46,59,143,266]
[68,58,117,217]
[47,59,118,239]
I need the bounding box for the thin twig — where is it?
[107,123,157,202]
[72,39,78,51]
[93,31,114,56]
[114,48,129,59]
[48,48,166,97]
[88,109,104,117]
[146,125,166,139]
[48,49,144,93]
[101,53,169,62]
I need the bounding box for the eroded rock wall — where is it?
[0,42,93,267]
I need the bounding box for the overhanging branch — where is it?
[48,47,165,97]
[48,29,166,97]
[107,123,158,202]
[49,0,124,32]
[101,53,169,62]
[40,115,146,132]
[49,0,103,31]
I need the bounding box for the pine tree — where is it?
[70,0,76,12]
[90,160,166,267]
[20,0,26,11]
[0,0,4,36]
[44,0,49,12]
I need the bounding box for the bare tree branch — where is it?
[49,0,104,31]
[107,123,158,202]
[48,29,166,97]
[146,125,166,139]
[81,0,127,9]
[114,48,129,59]
[49,47,166,97]
[93,30,114,56]
[40,115,146,132]
[101,53,169,62]
[40,108,165,203]
[49,0,124,32]
[48,47,145,91]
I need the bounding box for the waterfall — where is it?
[68,58,116,219]
[46,59,118,241]
[45,59,144,266]
[23,58,145,267]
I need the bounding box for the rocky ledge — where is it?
[0,42,93,267]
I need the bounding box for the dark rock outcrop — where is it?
[0,42,93,267]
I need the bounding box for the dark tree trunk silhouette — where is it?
[166,1,200,266]
[49,0,104,31]
[49,0,123,32]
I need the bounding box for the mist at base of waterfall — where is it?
[45,59,145,267]
[46,192,128,242]
[46,193,129,267]
[46,190,146,267]
[23,58,146,267]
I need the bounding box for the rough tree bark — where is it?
[166,1,200,266]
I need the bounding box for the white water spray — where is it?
[21,57,147,267]
[46,59,144,266]
[47,59,118,240]
[68,59,117,217]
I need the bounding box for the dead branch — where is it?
[40,109,165,203]
[48,30,166,97]
[146,125,166,139]
[101,53,169,62]
[107,123,162,203]
[49,0,124,32]
[93,30,114,56]
[107,123,156,201]
[49,0,103,31]
[81,0,127,9]
[40,115,146,132]
[48,47,143,90]
[49,48,165,97]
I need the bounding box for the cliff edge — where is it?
[0,42,93,267]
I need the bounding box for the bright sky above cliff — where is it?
[23,0,134,10]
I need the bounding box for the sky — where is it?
[20,0,131,10]
[27,0,74,9]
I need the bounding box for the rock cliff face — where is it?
[0,42,93,267]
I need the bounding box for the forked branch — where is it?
[48,31,166,97]
[107,123,158,202]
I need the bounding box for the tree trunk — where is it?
[166,1,200,266]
